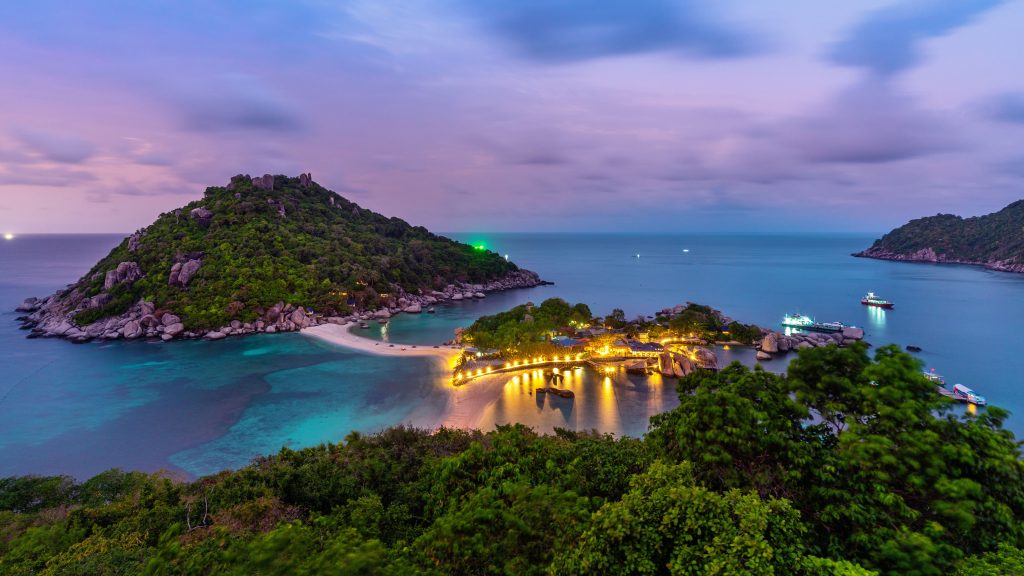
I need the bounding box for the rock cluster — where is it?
[251,174,275,191]
[756,326,866,360]
[127,231,144,253]
[14,268,547,345]
[190,207,213,228]
[657,348,718,378]
[169,259,202,287]
[298,172,313,187]
[267,198,287,218]
[103,262,142,291]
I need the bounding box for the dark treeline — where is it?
[2,344,1023,575]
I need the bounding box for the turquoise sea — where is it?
[2,233,1023,479]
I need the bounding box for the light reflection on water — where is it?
[866,305,887,329]
[478,366,677,437]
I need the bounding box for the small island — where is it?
[450,298,863,383]
[854,199,1024,273]
[13,174,545,343]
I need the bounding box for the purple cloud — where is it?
[468,0,760,63]
[983,92,1024,124]
[14,128,96,163]
[787,81,957,164]
[175,75,307,134]
[829,0,1006,76]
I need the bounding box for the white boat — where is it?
[952,383,987,406]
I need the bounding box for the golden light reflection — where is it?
[598,373,621,434]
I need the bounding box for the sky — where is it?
[0,0,1022,234]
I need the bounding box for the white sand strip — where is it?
[302,323,462,361]
[302,323,508,431]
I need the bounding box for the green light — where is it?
[474,244,486,251]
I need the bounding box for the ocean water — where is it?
[2,233,1022,478]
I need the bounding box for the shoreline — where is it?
[301,323,512,431]
[302,322,462,361]
[853,251,1024,274]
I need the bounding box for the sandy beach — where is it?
[302,322,462,361]
[302,323,509,430]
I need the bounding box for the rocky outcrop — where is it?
[85,293,112,310]
[288,308,310,329]
[15,297,40,313]
[189,207,213,228]
[15,265,546,345]
[123,320,142,339]
[856,245,1024,274]
[127,231,144,253]
[756,327,867,360]
[103,262,143,290]
[298,172,313,187]
[267,198,287,218]
[251,174,274,191]
[169,259,202,288]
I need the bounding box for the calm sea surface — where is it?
[2,233,1022,478]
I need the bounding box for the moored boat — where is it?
[952,383,987,406]
[781,314,847,333]
[782,313,814,329]
[861,292,894,309]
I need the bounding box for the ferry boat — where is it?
[861,292,894,309]
[952,383,987,406]
[782,313,814,329]
[922,369,945,384]
[781,314,847,333]
[813,321,847,333]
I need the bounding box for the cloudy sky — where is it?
[1,0,1022,234]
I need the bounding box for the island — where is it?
[13,173,545,343]
[854,199,1024,273]
[448,298,863,383]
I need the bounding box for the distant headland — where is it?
[854,199,1024,273]
[13,173,546,343]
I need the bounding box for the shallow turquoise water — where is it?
[2,233,1022,478]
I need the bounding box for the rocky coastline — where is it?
[14,269,548,344]
[754,326,866,362]
[853,246,1024,274]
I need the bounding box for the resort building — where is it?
[626,341,664,358]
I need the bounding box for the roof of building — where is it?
[627,341,664,352]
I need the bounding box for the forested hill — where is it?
[17,174,538,337]
[854,199,1024,273]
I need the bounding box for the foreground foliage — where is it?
[2,345,1022,575]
